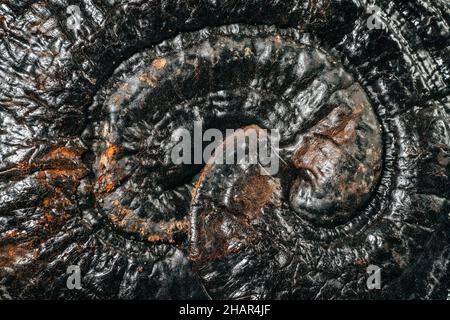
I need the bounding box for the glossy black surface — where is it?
[0,0,449,299]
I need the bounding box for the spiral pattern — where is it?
[0,0,449,299]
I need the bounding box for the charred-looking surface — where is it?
[0,0,449,299]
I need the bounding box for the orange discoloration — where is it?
[42,146,81,162]
[36,82,45,91]
[111,200,133,220]
[158,220,190,237]
[36,145,86,185]
[79,70,97,85]
[292,105,365,173]
[105,145,118,159]
[318,0,331,19]
[34,145,85,234]
[42,197,51,208]
[191,166,211,201]
[39,211,69,231]
[292,137,341,178]
[40,168,86,180]
[152,58,167,70]
[319,105,363,145]
[147,235,163,242]
[42,212,54,223]
[119,82,129,91]
[320,117,357,145]
[3,230,18,239]
[237,175,275,218]
[17,161,30,174]
[189,214,259,263]
[109,199,189,244]
[192,125,266,202]
[338,178,371,197]
[34,155,86,192]
[139,73,157,87]
[105,182,115,193]
[38,188,73,232]
[0,241,34,268]
[94,145,116,171]
[36,170,46,180]
[189,126,274,262]
[96,173,118,194]
[95,144,122,194]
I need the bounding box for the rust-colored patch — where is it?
[292,105,364,174]
[3,230,18,239]
[0,241,34,268]
[38,168,86,181]
[43,212,54,223]
[109,200,189,244]
[38,188,73,232]
[105,145,118,159]
[152,57,167,70]
[118,82,129,91]
[338,173,372,196]
[36,145,85,180]
[105,182,115,193]
[191,165,211,201]
[189,213,259,263]
[36,82,45,91]
[308,0,331,19]
[147,235,163,242]
[81,71,97,85]
[36,170,46,180]
[97,144,119,171]
[191,125,265,202]
[42,197,51,208]
[190,125,272,262]
[318,0,331,19]
[244,47,253,57]
[237,175,274,218]
[95,144,122,195]
[42,146,81,162]
[320,117,357,145]
[110,200,133,221]
[319,104,363,145]
[292,137,341,179]
[158,220,190,239]
[139,73,157,87]
[31,145,86,236]
[16,161,30,174]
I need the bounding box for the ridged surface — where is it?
[0,0,449,299]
